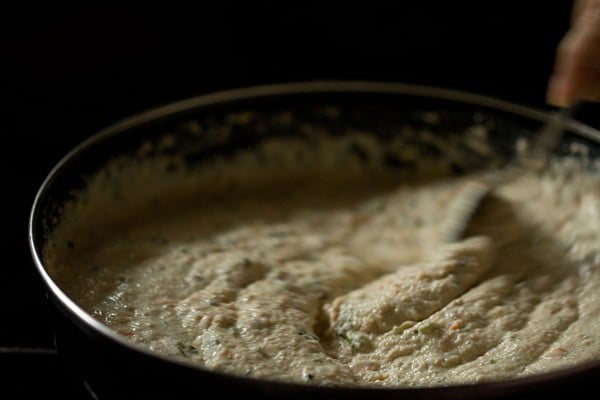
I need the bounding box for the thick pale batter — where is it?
[45,128,600,387]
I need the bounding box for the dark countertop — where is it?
[2,3,598,397]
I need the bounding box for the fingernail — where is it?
[546,76,571,107]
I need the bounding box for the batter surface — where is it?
[46,129,600,387]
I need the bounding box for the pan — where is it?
[29,81,600,399]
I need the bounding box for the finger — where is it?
[548,0,600,106]
[547,32,585,106]
[548,26,600,105]
[571,0,600,30]
[571,0,591,25]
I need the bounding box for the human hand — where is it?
[547,0,600,106]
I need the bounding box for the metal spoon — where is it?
[443,105,577,242]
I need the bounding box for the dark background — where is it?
[2,2,597,397]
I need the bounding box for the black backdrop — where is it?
[2,2,597,396]
[0,0,581,356]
